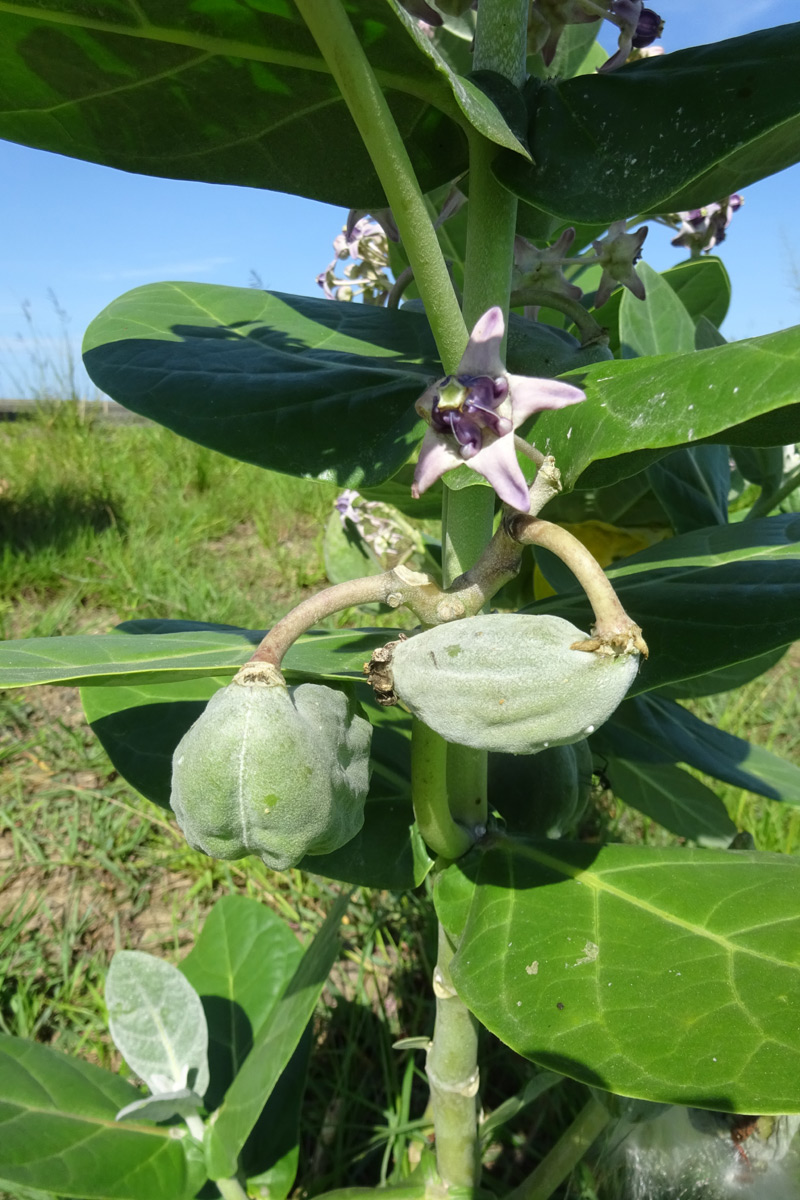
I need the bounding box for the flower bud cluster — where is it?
[317,213,394,306]
[669,195,744,255]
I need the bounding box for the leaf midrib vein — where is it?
[503,842,800,970]
[0,1,449,111]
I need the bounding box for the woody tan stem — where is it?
[508,516,648,656]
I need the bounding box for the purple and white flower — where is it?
[412,308,585,512]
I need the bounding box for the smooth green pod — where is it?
[170,670,371,871]
[390,613,639,754]
[489,738,594,838]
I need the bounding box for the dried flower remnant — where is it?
[334,489,422,569]
[412,307,585,512]
[592,220,649,308]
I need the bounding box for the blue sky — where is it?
[1,0,799,398]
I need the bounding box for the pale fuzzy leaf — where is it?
[106,952,209,1100]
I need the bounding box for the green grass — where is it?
[1,407,800,1199]
[0,403,335,638]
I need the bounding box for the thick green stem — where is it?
[426,925,481,1189]
[472,0,529,84]
[215,1176,249,1200]
[461,132,519,331]
[294,0,466,371]
[411,718,473,859]
[505,1096,611,1200]
[428,1,529,1187]
[441,483,496,590]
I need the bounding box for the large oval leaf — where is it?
[0,621,401,689]
[0,1,484,206]
[533,324,800,491]
[180,896,308,1197]
[435,838,800,1112]
[0,1033,206,1199]
[495,23,800,223]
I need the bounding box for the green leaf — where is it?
[495,25,800,223]
[82,286,601,488]
[323,512,382,587]
[663,256,731,331]
[532,324,800,491]
[0,1034,206,1199]
[204,895,349,1180]
[694,315,727,350]
[0,621,400,689]
[180,896,307,1196]
[733,445,786,491]
[603,694,800,806]
[655,647,789,700]
[83,286,438,489]
[106,952,210,1099]
[619,263,696,359]
[645,445,730,533]
[525,515,800,694]
[597,754,736,844]
[591,257,731,356]
[435,839,800,1111]
[82,676,226,808]
[0,0,483,207]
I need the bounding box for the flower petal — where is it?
[468,436,532,512]
[506,375,586,425]
[457,306,505,378]
[412,429,462,498]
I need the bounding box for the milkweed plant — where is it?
[1,3,800,1199]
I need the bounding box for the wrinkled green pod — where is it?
[170,665,371,871]
[390,613,639,754]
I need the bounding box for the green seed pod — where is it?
[389,614,639,754]
[170,665,371,871]
[490,738,594,838]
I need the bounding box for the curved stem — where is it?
[295,0,467,371]
[510,286,608,345]
[505,1096,611,1200]
[515,435,546,467]
[746,462,800,521]
[248,574,395,669]
[387,265,415,309]
[411,718,474,859]
[508,516,648,656]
